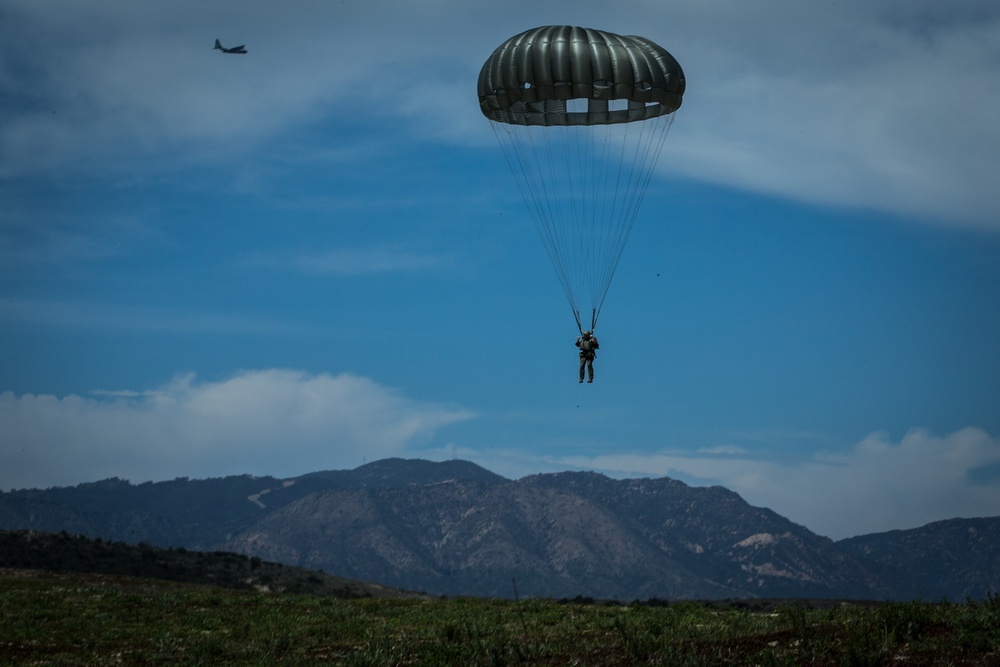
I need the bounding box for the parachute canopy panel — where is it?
[478,25,685,127]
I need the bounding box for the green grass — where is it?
[2,570,998,665]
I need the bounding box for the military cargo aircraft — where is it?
[213,39,247,54]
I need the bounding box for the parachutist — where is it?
[576,330,599,383]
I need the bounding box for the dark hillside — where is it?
[0,529,423,598]
[222,473,893,600]
[296,458,506,489]
[839,517,1000,600]
[523,472,890,599]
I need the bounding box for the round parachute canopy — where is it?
[478,26,685,332]
[478,25,685,127]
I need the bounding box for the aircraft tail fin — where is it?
[214,39,222,50]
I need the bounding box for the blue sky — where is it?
[2,0,999,540]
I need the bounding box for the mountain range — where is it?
[1,458,997,601]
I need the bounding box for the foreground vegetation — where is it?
[3,569,999,665]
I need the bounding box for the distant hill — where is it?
[294,458,506,489]
[0,529,424,598]
[1,458,997,600]
[839,517,1000,600]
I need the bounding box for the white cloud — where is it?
[464,427,1000,540]
[1,1,412,173]
[663,2,1000,226]
[3,0,999,226]
[0,369,475,489]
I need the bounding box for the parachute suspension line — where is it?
[536,123,584,324]
[489,109,676,334]
[543,124,584,320]
[566,124,592,324]
[581,123,612,331]
[490,120,581,323]
[547,122,608,331]
[590,112,677,326]
[593,120,632,321]
[584,113,674,329]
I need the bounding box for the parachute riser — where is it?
[573,308,598,336]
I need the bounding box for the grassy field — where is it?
[2,569,998,666]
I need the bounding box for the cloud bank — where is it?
[3,0,1000,227]
[0,370,475,489]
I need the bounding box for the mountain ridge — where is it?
[2,458,997,601]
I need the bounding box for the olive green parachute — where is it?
[478,26,685,332]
